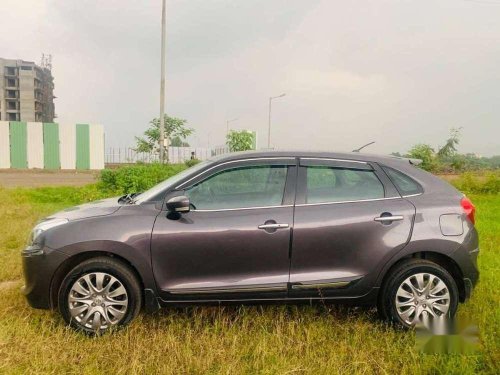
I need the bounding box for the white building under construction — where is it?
[0,57,55,123]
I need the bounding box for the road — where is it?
[0,170,97,188]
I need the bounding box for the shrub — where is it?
[185,158,200,168]
[450,171,500,194]
[98,163,187,194]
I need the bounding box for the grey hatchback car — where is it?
[22,151,479,333]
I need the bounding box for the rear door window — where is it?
[305,166,384,204]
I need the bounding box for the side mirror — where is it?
[165,195,190,213]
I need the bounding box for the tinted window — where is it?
[383,167,423,196]
[306,166,384,204]
[185,165,287,210]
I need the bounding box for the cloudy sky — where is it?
[1,0,499,155]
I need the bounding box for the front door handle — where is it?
[258,223,289,230]
[374,215,404,222]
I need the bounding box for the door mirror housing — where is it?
[165,195,190,213]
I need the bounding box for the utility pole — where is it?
[159,0,167,163]
[226,118,238,137]
[267,93,285,149]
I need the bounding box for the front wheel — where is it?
[379,259,459,328]
[58,257,142,334]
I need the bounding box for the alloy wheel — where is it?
[395,272,450,325]
[68,272,129,331]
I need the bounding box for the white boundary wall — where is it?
[27,122,44,168]
[89,124,105,169]
[59,123,76,169]
[0,121,10,168]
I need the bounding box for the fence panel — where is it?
[0,121,10,168]
[106,146,229,165]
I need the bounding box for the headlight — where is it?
[29,218,69,245]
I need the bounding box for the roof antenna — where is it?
[352,141,375,152]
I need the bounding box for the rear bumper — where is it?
[21,246,69,309]
[463,277,476,301]
[451,245,479,302]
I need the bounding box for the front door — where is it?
[289,158,415,298]
[151,158,296,301]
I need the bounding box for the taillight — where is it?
[461,196,476,225]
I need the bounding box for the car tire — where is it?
[379,259,459,328]
[58,257,142,334]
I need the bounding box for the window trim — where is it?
[192,204,294,213]
[175,157,295,190]
[295,196,402,207]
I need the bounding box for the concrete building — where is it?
[0,58,55,123]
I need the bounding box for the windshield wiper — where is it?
[118,192,141,204]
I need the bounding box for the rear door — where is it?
[289,158,415,298]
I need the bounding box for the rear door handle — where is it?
[258,223,289,229]
[374,215,404,222]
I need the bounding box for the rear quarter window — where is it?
[382,166,423,196]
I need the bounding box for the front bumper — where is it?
[21,246,69,309]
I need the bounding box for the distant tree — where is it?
[407,144,437,171]
[404,128,498,172]
[437,127,461,159]
[391,152,402,157]
[226,130,254,152]
[170,136,190,147]
[135,115,193,157]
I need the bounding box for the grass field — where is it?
[0,186,498,374]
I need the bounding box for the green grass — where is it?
[0,186,498,374]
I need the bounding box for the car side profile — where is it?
[22,151,479,333]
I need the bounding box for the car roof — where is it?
[212,150,417,166]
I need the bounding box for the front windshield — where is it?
[133,160,213,204]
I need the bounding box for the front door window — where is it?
[185,165,288,210]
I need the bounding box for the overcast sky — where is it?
[1,0,499,155]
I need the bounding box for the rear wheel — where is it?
[58,257,142,334]
[379,259,458,328]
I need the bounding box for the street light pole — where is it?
[226,117,238,136]
[267,93,285,149]
[159,0,167,163]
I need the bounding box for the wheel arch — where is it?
[49,251,145,309]
[378,251,466,303]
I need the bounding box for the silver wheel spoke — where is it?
[91,311,101,331]
[72,281,90,296]
[69,304,90,316]
[430,280,447,295]
[107,306,126,321]
[80,308,94,327]
[396,299,415,308]
[103,275,119,294]
[68,272,129,331]
[69,295,93,305]
[396,289,413,299]
[414,274,425,291]
[422,275,435,295]
[95,273,105,291]
[108,285,127,299]
[425,307,436,317]
[432,302,449,314]
[399,306,416,322]
[106,298,128,307]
